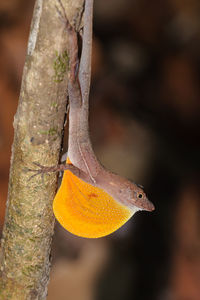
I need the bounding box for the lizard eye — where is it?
[138,193,143,199]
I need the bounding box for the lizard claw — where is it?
[25,162,51,182]
[25,161,68,182]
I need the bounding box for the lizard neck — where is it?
[67,83,100,181]
[67,0,99,180]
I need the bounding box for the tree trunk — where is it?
[0,0,84,299]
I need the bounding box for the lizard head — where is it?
[128,182,155,211]
[105,173,155,212]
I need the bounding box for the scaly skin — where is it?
[52,0,154,238]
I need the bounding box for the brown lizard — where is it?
[31,0,154,238]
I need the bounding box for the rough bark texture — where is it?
[0,0,84,299]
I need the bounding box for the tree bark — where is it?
[0,0,84,299]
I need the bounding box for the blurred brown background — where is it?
[0,0,200,299]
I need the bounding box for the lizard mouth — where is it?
[132,196,155,212]
[145,199,155,211]
[140,197,155,212]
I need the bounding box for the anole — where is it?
[31,0,155,238]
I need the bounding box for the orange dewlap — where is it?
[53,165,133,238]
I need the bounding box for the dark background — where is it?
[0,0,200,299]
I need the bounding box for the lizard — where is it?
[30,0,155,238]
